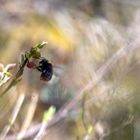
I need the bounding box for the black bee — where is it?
[36,58,53,81]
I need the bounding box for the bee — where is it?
[36,58,53,81]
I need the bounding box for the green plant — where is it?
[0,41,47,97]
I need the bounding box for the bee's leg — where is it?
[36,66,42,72]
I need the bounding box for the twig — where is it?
[17,92,38,140]
[0,93,25,140]
[34,106,56,140]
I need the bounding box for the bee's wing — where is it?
[53,65,65,77]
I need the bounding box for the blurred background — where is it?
[0,0,140,140]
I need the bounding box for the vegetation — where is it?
[0,0,140,140]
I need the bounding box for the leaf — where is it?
[43,106,56,123]
[35,41,48,49]
[88,125,93,134]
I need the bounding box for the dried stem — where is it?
[0,93,25,140]
[17,92,38,140]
